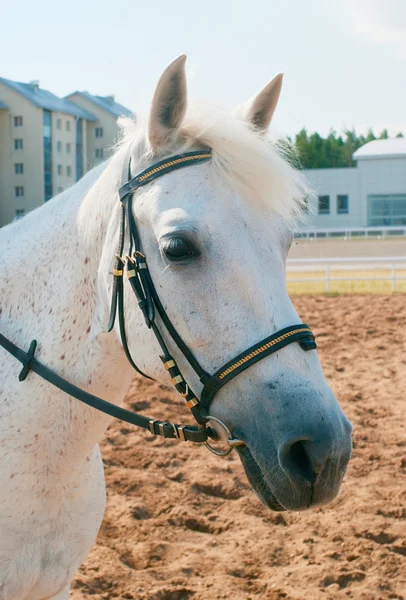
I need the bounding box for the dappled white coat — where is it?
[0,56,350,600]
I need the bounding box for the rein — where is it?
[0,149,316,455]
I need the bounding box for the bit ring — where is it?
[204,415,245,456]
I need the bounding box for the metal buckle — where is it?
[115,254,125,264]
[177,425,186,442]
[203,416,245,457]
[171,423,180,440]
[149,419,158,435]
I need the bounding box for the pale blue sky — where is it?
[1,0,405,137]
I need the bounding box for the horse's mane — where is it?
[117,104,308,225]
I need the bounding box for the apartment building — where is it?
[65,92,132,166]
[0,78,133,227]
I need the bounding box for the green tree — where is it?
[291,127,404,169]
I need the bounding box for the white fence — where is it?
[286,256,406,292]
[294,225,406,239]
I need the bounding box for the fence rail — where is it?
[294,225,406,239]
[286,256,406,292]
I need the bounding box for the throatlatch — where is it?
[0,148,316,455]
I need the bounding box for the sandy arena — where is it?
[289,238,406,260]
[71,295,406,600]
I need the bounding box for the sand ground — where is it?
[71,295,406,600]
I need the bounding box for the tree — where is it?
[291,128,404,169]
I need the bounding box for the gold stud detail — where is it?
[138,153,211,183]
[218,328,313,380]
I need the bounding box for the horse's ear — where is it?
[148,55,187,152]
[242,73,283,133]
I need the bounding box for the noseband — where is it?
[0,148,316,456]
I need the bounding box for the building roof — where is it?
[353,138,406,161]
[0,99,8,109]
[0,77,97,120]
[65,91,133,118]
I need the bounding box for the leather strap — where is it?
[199,325,316,411]
[107,204,126,332]
[119,151,212,201]
[0,333,207,443]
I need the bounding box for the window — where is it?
[14,116,23,127]
[67,165,72,177]
[14,139,23,150]
[318,195,330,214]
[368,194,406,226]
[95,148,104,159]
[66,142,71,153]
[95,127,103,138]
[337,195,349,214]
[15,163,24,174]
[15,209,25,219]
[57,164,62,175]
[56,118,62,130]
[43,110,53,200]
[66,121,71,132]
[15,186,24,197]
[76,118,84,181]
[57,141,62,152]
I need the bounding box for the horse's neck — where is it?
[0,149,136,472]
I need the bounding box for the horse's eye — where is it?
[162,237,200,262]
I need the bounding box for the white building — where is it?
[305,138,406,228]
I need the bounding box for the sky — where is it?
[1,0,405,138]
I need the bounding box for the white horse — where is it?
[0,55,352,599]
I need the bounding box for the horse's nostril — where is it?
[279,439,321,484]
[289,441,317,483]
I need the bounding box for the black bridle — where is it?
[0,148,316,455]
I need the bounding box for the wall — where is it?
[304,167,360,227]
[66,94,121,169]
[52,112,77,194]
[0,83,43,227]
[357,158,406,226]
